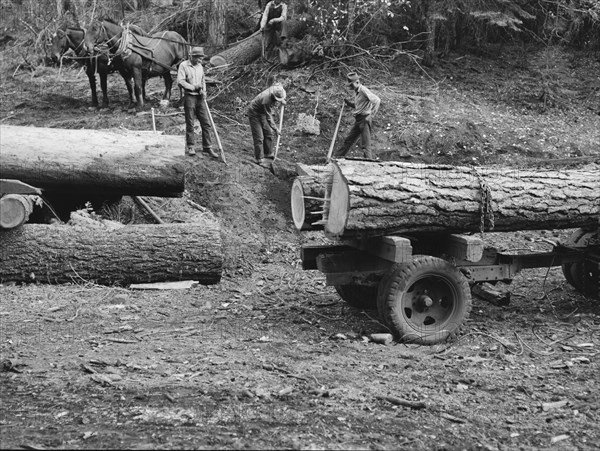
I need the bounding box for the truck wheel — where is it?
[334,284,378,310]
[379,256,472,345]
[561,228,588,291]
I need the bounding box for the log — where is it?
[0,195,36,229]
[291,174,331,230]
[0,125,185,197]
[210,20,307,66]
[324,160,600,238]
[0,221,222,285]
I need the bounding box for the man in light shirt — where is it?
[260,0,288,57]
[177,46,218,158]
[335,72,381,160]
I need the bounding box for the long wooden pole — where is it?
[204,98,227,164]
[273,105,285,161]
[326,102,345,163]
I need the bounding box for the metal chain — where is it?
[474,168,495,236]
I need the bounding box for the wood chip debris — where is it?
[378,395,427,409]
[129,281,199,290]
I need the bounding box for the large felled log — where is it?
[210,20,307,66]
[325,160,599,238]
[0,220,222,285]
[0,125,185,197]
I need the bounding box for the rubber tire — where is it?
[561,228,588,292]
[334,284,378,310]
[379,256,472,345]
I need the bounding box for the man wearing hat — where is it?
[177,46,219,158]
[259,0,288,58]
[247,83,286,165]
[335,72,381,160]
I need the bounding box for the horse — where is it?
[51,25,148,109]
[83,18,188,111]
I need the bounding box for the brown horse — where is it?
[51,25,146,108]
[83,18,187,111]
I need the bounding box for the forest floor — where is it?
[0,34,599,450]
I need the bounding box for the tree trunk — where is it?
[324,160,599,238]
[420,0,436,67]
[291,175,330,230]
[210,19,307,66]
[0,221,223,285]
[0,125,185,197]
[207,0,227,51]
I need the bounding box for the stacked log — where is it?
[290,164,332,230]
[0,125,185,197]
[0,219,223,285]
[321,160,599,238]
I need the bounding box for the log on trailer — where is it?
[291,175,330,230]
[210,20,307,66]
[0,125,185,197]
[0,221,223,285]
[322,160,599,238]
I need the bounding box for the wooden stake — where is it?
[133,196,164,224]
[273,105,285,161]
[151,108,157,134]
[326,102,345,163]
[204,98,227,164]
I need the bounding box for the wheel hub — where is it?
[414,293,434,312]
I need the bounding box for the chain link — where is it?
[474,168,495,236]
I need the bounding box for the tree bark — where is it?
[324,160,599,238]
[0,221,223,285]
[0,125,185,197]
[207,0,227,51]
[210,19,307,66]
[420,0,436,67]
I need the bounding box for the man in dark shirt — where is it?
[335,72,381,160]
[247,84,287,165]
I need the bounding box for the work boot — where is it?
[186,146,196,156]
[204,148,220,160]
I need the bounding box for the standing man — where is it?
[335,72,381,160]
[248,84,286,165]
[177,46,219,158]
[260,0,288,55]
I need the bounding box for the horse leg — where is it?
[123,75,136,110]
[86,62,99,108]
[99,65,109,108]
[142,75,149,102]
[163,73,173,101]
[133,68,144,112]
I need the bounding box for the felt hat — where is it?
[272,85,287,104]
[346,72,360,84]
[190,46,205,57]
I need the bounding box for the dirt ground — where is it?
[1,41,599,449]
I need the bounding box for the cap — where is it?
[272,85,287,104]
[190,46,205,57]
[346,72,360,84]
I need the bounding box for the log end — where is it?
[0,194,34,229]
[291,178,306,230]
[324,162,350,237]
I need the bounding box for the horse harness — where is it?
[92,21,180,73]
